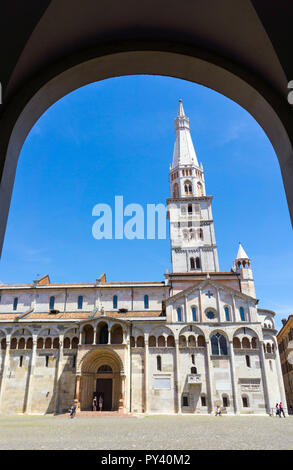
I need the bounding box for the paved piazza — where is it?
[0,415,292,450]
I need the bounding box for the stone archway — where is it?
[79,349,125,411]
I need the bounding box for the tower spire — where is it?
[172,100,199,168]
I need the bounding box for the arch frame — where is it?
[0,40,293,256]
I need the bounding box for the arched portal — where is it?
[79,349,124,411]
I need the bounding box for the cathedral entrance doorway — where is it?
[79,349,125,411]
[95,378,113,411]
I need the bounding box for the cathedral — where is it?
[0,101,286,415]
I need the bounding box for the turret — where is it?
[233,243,256,297]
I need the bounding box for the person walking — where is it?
[69,402,77,419]
[275,403,280,418]
[99,395,103,412]
[279,402,285,418]
[215,406,222,416]
[92,396,97,411]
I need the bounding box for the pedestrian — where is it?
[275,403,280,418]
[279,402,285,418]
[69,402,77,419]
[92,396,97,411]
[99,395,103,412]
[215,406,222,416]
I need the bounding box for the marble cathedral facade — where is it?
[0,102,286,415]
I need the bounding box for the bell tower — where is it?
[167,100,219,273]
[233,243,256,297]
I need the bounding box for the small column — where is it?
[93,326,97,345]
[184,296,188,322]
[206,340,215,414]
[26,336,38,414]
[199,289,203,322]
[175,338,181,413]
[144,334,149,413]
[216,289,222,322]
[108,325,111,345]
[75,375,81,410]
[231,295,237,322]
[0,336,11,412]
[228,341,239,414]
[259,341,271,414]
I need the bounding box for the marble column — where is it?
[274,341,287,408]
[0,336,10,412]
[199,289,203,322]
[75,374,81,410]
[144,334,149,413]
[259,341,271,414]
[206,340,215,414]
[175,339,181,413]
[229,341,239,414]
[26,336,37,414]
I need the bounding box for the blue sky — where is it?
[0,75,292,330]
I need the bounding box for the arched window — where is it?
[173,183,179,198]
[111,324,123,344]
[53,337,59,349]
[167,335,175,347]
[13,297,18,311]
[251,337,257,349]
[72,337,79,349]
[49,296,55,310]
[18,338,25,349]
[245,355,251,367]
[201,395,207,407]
[190,257,195,270]
[233,337,241,349]
[45,337,52,349]
[188,335,196,347]
[113,295,118,309]
[242,395,249,408]
[191,354,195,365]
[196,257,201,269]
[188,203,192,213]
[149,336,156,347]
[211,333,228,356]
[184,180,192,195]
[137,336,144,347]
[199,228,203,240]
[222,395,229,407]
[63,337,70,349]
[177,307,182,322]
[224,306,230,322]
[191,366,197,374]
[98,365,113,373]
[197,335,205,347]
[77,295,83,310]
[37,338,43,349]
[157,355,162,371]
[130,336,135,347]
[239,307,245,321]
[158,336,166,347]
[242,337,250,349]
[144,295,149,309]
[197,182,203,196]
[191,307,197,322]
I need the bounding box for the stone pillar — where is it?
[54,336,64,414]
[93,326,97,345]
[0,336,10,412]
[75,374,81,410]
[206,340,215,414]
[26,337,37,414]
[274,341,287,409]
[184,296,188,322]
[228,341,239,415]
[175,338,181,413]
[144,334,149,413]
[231,295,237,322]
[216,289,222,322]
[259,341,271,414]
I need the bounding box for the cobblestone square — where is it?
[0,415,292,450]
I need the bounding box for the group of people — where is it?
[68,395,104,418]
[92,395,103,412]
[275,402,285,418]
